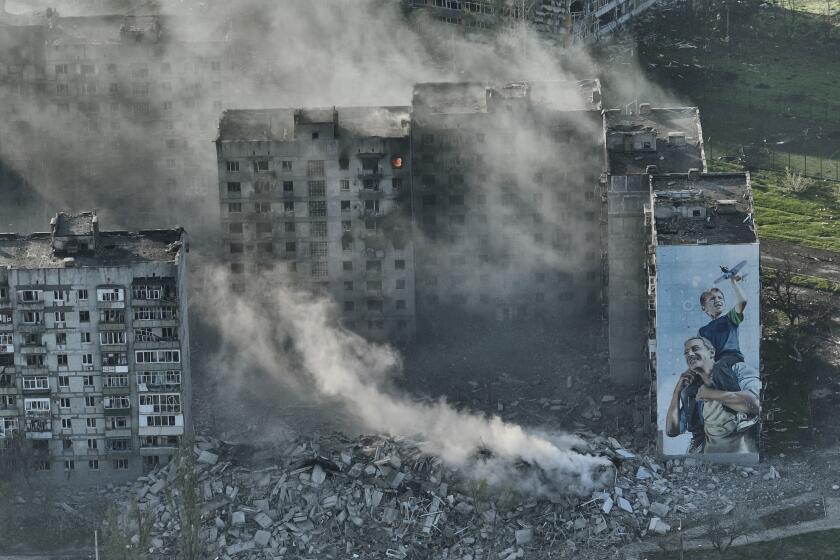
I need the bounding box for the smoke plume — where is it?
[200,263,612,497]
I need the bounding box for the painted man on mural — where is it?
[665,271,760,454]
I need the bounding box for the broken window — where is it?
[344,281,354,291]
[308,180,326,197]
[367,299,383,312]
[99,331,126,345]
[283,201,295,214]
[228,203,242,214]
[254,160,270,172]
[229,222,243,234]
[308,201,327,217]
[256,222,272,234]
[230,243,244,254]
[306,160,325,177]
[396,279,406,290]
[341,200,351,212]
[281,161,293,171]
[310,242,328,258]
[366,260,382,272]
[26,355,44,367]
[254,202,271,213]
[392,178,402,191]
[339,155,349,170]
[135,350,180,364]
[311,222,327,238]
[257,242,273,254]
[254,181,271,194]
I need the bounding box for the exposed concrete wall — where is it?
[607,173,648,384]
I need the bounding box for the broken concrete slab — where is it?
[197,450,220,465]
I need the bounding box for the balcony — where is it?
[22,385,50,396]
[96,300,125,309]
[103,384,130,396]
[98,322,127,331]
[104,428,131,439]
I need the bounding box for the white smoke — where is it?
[200,264,612,497]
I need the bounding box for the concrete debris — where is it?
[197,450,220,465]
[648,517,671,535]
[763,466,781,481]
[102,433,726,559]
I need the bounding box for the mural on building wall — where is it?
[656,243,761,457]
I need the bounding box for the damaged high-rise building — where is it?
[0,212,191,482]
[216,85,720,388]
[216,108,416,340]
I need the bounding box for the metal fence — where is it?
[707,141,840,183]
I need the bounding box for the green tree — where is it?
[171,437,203,560]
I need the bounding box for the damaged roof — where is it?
[217,106,411,142]
[53,211,95,236]
[604,107,705,175]
[0,229,184,269]
[650,172,757,245]
[412,79,602,115]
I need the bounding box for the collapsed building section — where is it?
[0,212,191,482]
[647,172,760,461]
[410,80,604,328]
[216,107,416,341]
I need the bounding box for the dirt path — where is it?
[761,239,840,283]
[625,494,840,559]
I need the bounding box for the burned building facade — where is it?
[0,212,191,482]
[410,80,605,328]
[216,108,416,340]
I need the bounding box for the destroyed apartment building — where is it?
[217,84,717,387]
[401,0,660,44]
[216,107,416,340]
[0,212,192,481]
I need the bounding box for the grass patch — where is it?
[647,529,840,559]
[750,170,840,251]
[637,1,840,176]
[762,267,840,292]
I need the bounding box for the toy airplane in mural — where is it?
[714,260,748,284]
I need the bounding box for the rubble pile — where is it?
[114,433,772,560]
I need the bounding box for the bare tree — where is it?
[706,514,747,558]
